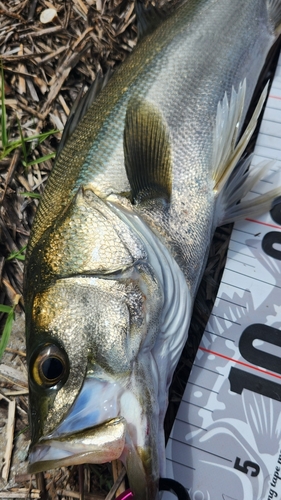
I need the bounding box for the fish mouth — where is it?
[28,377,142,473]
[28,376,155,496]
[28,416,126,473]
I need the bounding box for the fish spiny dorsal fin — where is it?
[124,98,172,204]
[56,70,112,158]
[135,0,179,38]
[267,0,281,35]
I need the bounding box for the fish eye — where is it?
[31,344,68,388]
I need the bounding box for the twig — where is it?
[0,372,27,389]
[37,45,68,66]
[17,44,26,95]
[56,490,104,500]
[112,461,126,498]
[36,472,48,500]
[78,464,84,500]
[3,389,29,396]
[72,0,88,18]
[0,363,28,387]
[1,397,16,482]
[105,467,126,500]
[0,52,51,62]
[0,491,41,499]
[0,149,21,204]
[37,38,92,126]
[5,347,26,357]
[0,6,25,21]
[19,26,65,39]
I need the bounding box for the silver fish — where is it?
[24,1,281,498]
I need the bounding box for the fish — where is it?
[23,1,281,498]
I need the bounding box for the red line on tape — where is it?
[269,94,281,100]
[199,346,281,380]
[245,218,281,229]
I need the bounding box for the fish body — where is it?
[24,1,281,498]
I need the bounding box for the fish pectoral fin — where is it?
[213,80,281,225]
[268,0,281,35]
[124,99,172,204]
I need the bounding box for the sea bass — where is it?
[24,0,281,498]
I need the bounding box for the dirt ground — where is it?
[0,1,281,499]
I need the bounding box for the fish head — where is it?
[25,187,165,498]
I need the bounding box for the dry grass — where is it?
[0,0,280,499]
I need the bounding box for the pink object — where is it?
[115,489,134,500]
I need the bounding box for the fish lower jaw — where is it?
[28,417,126,473]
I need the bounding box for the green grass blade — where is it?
[37,129,60,143]
[0,140,22,160]
[6,245,27,261]
[0,304,13,314]
[16,116,27,163]
[23,151,55,167]
[22,191,41,199]
[15,425,29,439]
[0,309,14,359]
[0,129,59,161]
[0,66,8,149]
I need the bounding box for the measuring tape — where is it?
[163,53,281,500]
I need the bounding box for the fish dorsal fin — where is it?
[267,0,281,35]
[135,0,178,38]
[124,99,172,204]
[56,70,112,158]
